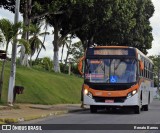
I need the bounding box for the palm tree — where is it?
[35,21,50,62]
[60,37,70,63]
[0,18,21,100]
[29,23,49,66]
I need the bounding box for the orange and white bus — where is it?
[78,46,154,114]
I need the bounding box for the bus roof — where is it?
[87,46,153,64]
[95,46,129,49]
[135,48,153,64]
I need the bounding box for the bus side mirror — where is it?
[78,56,85,75]
[139,61,144,71]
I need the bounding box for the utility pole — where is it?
[158,55,160,92]
[68,58,71,75]
[8,0,20,105]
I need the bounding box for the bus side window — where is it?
[145,61,147,78]
[144,61,146,78]
[145,68,147,78]
[142,69,144,77]
[141,71,143,77]
[151,64,153,80]
[149,63,151,79]
[151,65,153,80]
[147,62,149,79]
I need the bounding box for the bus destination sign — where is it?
[94,49,128,55]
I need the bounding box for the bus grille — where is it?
[93,96,126,103]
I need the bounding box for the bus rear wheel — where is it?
[143,93,150,111]
[90,105,97,113]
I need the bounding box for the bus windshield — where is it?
[85,59,137,83]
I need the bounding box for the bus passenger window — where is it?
[142,69,144,77]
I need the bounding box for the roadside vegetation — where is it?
[0,61,83,104]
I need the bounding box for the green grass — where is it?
[0,61,83,104]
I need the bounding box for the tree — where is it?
[29,23,49,66]
[59,36,72,63]
[60,0,114,49]
[86,0,154,54]
[70,41,84,63]
[127,0,154,54]
[0,0,93,70]
[64,36,72,67]
[45,0,94,72]
[65,0,153,54]
[0,0,51,66]
[149,55,159,87]
[0,0,94,71]
[0,18,21,100]
[35,20,49,62]
[93,0,136,45]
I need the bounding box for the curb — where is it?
[0,110,68,124]
[0,108,89,124]
[68,108,89,113]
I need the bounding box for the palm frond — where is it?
[29,36,44,55]
[12,22,22,35]
[0,19,22,45]
[41,42,46,50]
[29,23,42,35]
[0,18,14,42]
[18,38,30,54]
[39,32,50,36]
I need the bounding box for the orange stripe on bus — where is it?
[78,56,85,75]
[83,83,139,97]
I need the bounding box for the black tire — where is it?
[143,105,148,111]
[148,93,150,104]
[90,105,97,113]
[134,106,141,114]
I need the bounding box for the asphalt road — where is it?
[2,99,160,133]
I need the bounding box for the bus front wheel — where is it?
[90,105,97,113]
[134,106,141,114]
[143,105,148,111]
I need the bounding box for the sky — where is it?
[148,0,160,56]
[0,0,160,60]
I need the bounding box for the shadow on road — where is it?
[71,108,137,115]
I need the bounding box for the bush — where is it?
[41,57,53,71]
[71,64,80,75]
[32,57,53,71]
[60,63,69,74]
[60,63,80,76]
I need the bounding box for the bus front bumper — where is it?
[84,93,139,106]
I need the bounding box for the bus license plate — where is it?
[105,100,114,103]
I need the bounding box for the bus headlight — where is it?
[132,90,137,95]
[84,89,88,95]
[84,89,93,98]
[127,90,137,98]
